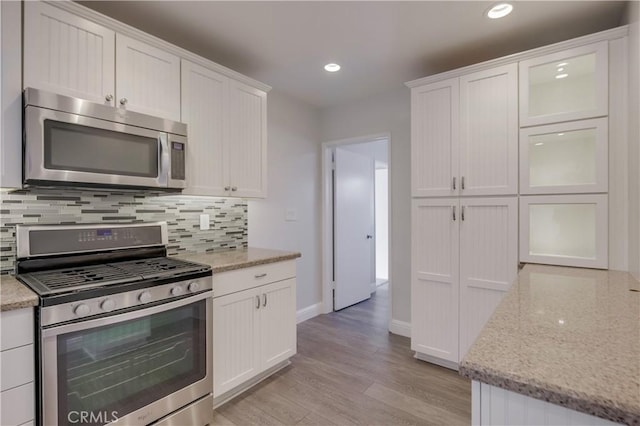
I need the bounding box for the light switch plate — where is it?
[285,209,297,222]
[199,214,210,230]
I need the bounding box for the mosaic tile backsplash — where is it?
[0,187,247,273]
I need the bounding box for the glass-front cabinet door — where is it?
[519,118,608,194]
[519,194,608,269]
[519,41,608,127]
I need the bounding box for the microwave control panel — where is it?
[171,141,185,180]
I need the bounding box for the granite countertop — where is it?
[176,247,301,273]
[459,264,640,425]
[0,274,38,312]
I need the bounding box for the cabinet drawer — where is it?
[213,261,296,298]
[0,345,34,391]
[1,308,34,351]
[1,382,34,426]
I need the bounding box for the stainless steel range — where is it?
[15,222,213,426]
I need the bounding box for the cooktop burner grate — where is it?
[114,257,208,279]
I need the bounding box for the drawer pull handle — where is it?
[255,295,260,309]
[262,293,267,307]
[255,273,267,278]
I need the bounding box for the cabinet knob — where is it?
[120,97,128,106]
[105,94,114,102]
[231,186,237,191]
[366,234,373,239]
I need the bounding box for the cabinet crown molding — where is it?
[46,0,272,93]
[405,25,628,88]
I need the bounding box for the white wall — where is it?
[320,87,411,324]
[625,1,640,280]
[248,90,322,311]
[375,168,389,280]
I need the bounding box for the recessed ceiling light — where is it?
[486,3,513,19]
[324,63,341,72]
[555,73,568,79]
[534,142,544,146]
[557,62,568,67]
[557,67,564,72]
[557,133,565,136]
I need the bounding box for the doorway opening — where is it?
[321,133,391,326]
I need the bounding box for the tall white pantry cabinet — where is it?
[407,27,628,368]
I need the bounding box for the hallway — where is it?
[213,285,471,425]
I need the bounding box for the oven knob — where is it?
[100,298,116,312]
[188,282,200,292]
[138,291,152,304]
[170,286,183,296]
[74,304,91,317]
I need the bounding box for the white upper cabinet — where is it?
[181,60,228,196]
[227,79,267,198]
[519,41,608,127]
[411,78,459,197]
[116,34,181,121]
[459,64,518,196]
[520,118,608,194]
[24,1,115,105]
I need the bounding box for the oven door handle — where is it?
[42,290,212,338]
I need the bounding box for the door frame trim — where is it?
[320,132,392,325]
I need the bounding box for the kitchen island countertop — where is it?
[0,274,38,312]
[459,264,640,425]
[176,247,301,273]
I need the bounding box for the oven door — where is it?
[24,106,170,188]
[41,292,212,426]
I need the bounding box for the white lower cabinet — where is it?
[0,308,35,426]
[412,198,517,366]
[212,262,296,399]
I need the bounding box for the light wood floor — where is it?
[213,285,471,425]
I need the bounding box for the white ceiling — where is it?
[79,1,627,108]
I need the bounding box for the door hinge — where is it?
[331,281,336,290]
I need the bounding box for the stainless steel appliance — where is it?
[15,222,213,426]
[23,88,187,190]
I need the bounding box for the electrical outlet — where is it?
[199,214,210,230]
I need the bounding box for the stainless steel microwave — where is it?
[23,88,187,190]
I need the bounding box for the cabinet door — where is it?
[459,197,518,359]
[227,79,267,198]
[520,118,608,195]
[411,198,459,363]
[115,34,180,121]
[459,64,518,196]
[213,289,261,397]
[181,60,229,196]
[259,279,297,371]
[411,78,459,197]
[520,194,608,269]
[519,41,608,127]
[24,1,115,105]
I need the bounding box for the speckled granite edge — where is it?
[0,275,38,311]
[211,253,301,273]
[460,361,639,425]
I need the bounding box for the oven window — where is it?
[44,120,159,177]
[56,300,207,426]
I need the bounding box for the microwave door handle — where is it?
[158,133,169,187]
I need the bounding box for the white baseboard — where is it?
[388,319,411,337]
[296,302,322,324]
[415,351,459,371]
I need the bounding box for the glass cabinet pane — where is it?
[520,118,608,194]
[519,195,608,269]
[519,41,607,126]
[528,53,597,118]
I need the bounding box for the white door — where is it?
[115,34,181,121]
[459,197,518,359]
[260,279,297,370]
[212,289,260,397]
[411,198,460,363]
[24,1,115,105]
[411,78,459,197]
[181,60,229,196]
[459,64,518,196]
[227,79,267,198]
[334,147,375,310]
